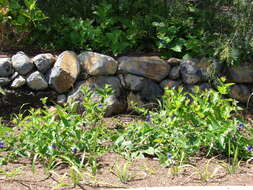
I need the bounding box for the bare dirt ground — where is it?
[0,152,253,190]
[0,115,253,190]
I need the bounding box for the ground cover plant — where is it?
[0,79,253,188]
[113,78,253,165]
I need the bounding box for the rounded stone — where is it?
[27,71,48,90]
[0,58,14,77]
[32,53,55,73]
[78,51,118,76]
[11,75,26,88]
[49,51,80,93]
[11,52,34,75]
[118,56,171,82]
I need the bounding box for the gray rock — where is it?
[67,76,127,116]
[119,74,145,92]
[78,51,118,76]
[0,77,11,86]
[32,53,55,73]
[57,94,67,105]
[180,59,201,84]
[11,52,34,75]
[118,56,170,82]
[85,76,122,97]
[0,58,14,77]
[140,79,163,104]
[229,84,251,103]
[168,65,180,80]
[11,75,26,88]
[227,64,253,83]
[27,71,48,90]
[160,79,182,89]
[104,95,127,117]
[49,51,80,93]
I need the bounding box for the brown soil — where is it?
[0,153,253,190]
[1,115,253,190]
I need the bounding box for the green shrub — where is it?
[0,0,46,49]
[114,79,253,166]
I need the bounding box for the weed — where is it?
[111,161,134,184]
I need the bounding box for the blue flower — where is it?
[160,39,165,44]
[0,141,4,149]
[145,113,151,122]
[167,153,172,160]
[247,145,253,152]
[98,104,103,109]
[238,123,244,130]
[72,148,77,153]
[50,144,57,149]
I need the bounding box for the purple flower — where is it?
[238,123,244,131]
[160,39,165,44]
[0,141,4,149]
[247,145,253,152]
[50,144,57,149]
[167,153,172,160]
[98,104,103,109]
[72,148,77,153]
[145,113,151,122]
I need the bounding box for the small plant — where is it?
[111,161,134,184]
[220,145,241,174]
[193,158,221,182]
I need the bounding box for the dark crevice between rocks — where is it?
[0,87,57,119]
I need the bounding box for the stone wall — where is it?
[0,50,251,117]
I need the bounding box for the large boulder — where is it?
[32,53,55,73]
[67,76,127,116]
[11,52,34,75]
[27,71,48,90]
[139,79,163,103]
[49,51,80,93]
[119,74,146,92]
[78,52,118,76]
[0,58,14,77]
[180,59,201,84]
[118,56,170,82]
[226,64,253,83]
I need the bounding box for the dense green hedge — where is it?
[1,0,253,64]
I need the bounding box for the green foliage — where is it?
[32,2,146,55]
[0,0,46,49]
[2,86,112,173]
[153,15,212,59]
[114,80,253,166]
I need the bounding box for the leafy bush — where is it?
[114,79,253,165]
[1,86,112,174]
[0,0,46,49]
